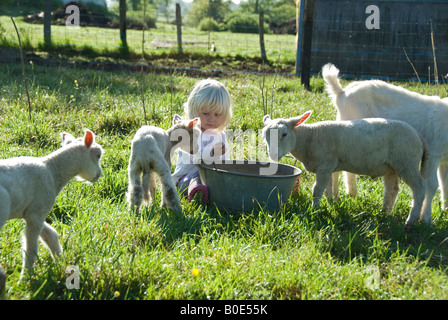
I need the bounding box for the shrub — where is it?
[227,13,269,34]
[198,18,220,32]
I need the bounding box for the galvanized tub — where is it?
[197,160,301,212]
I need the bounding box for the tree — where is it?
[270,1,295,24]
[185,0,231,27]
[158,0,173,24]
[236,0,294,25]
[237,0,275,15]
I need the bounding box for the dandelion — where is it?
[113,291,120,299]
[74,79,78,83]
[191,268,200,277]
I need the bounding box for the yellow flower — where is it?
[74,79,78,83]
[191,268,200,277]
[114,291,120,297]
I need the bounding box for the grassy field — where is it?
[0,15,297,71]
[0,58,448,302]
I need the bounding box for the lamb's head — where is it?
[169,114,201,155]
[61,130,103,183]
[262,111,312,161]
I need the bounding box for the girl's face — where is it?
[198,108,224,131]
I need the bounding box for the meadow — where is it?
[1,57,448,301]
[0,15,297,68]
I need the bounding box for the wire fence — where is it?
[1,1,447,81]
[0,3,297,76]
[305,0,448,81]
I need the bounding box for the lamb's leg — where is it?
[324,173,333,199]
[344,172,357,197]
[437,159,448,211]
[162,182,182,213]
[0,187,9,231]
[141,168,150,203]
[153,160,182,213]
[147,172,157,203]
[39,222,63,259]
[402,173,427,229]
[21,216,44,279]
[0,188,8,292]
[312,171,333,208]
[382,173,400,214]
[420,157,440,225]
[330,172,340,199]
[127,164,143,212]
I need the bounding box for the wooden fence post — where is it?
[299,0,315,90]
[259,10,268,64]
[119,0,127,48]
[176,3,182,53]
[44,0,51,47]
[295,0,303,76]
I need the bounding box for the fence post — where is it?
[299,0,315,90]
[176,3,182,53]
[44,0,51,47]
[119,0,127,48]
[259,10,268,64]
[295,0,303,76]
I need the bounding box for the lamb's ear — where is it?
[263,115,271,125]
[294,111,312,127]
[84,130,95,148]
[61,132,75,146]
[172,114,182,125]
[188,117,200,129]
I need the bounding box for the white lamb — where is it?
[262,111,429,229]
[0,130,103,284]
[323,62,448,222]
[127,115,199,214]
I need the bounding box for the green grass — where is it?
[0,15,297,71]
[1,61,448,301]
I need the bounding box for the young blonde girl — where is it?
[172,79,233,204]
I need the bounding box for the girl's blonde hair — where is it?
[184,79,232,130]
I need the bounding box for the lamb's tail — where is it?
[322,63,344,99]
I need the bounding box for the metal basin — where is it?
[197,160,301,212]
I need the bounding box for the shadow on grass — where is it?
[294,192,448,269]
[139,189,448,271]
